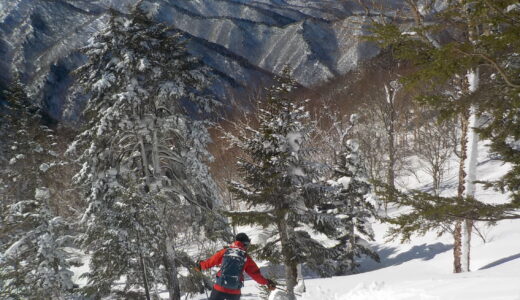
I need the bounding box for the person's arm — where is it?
[200,248,226,270]
[243,255,269,285]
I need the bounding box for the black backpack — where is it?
[216,247,247,289]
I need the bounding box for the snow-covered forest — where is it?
[1,0,520,299]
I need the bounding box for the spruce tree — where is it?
[1,76,69,238]
[1,76,44,202]
[68,6,225,299]
[225,68,342,300]
[0,75,81,299]
[323,115,379,274]
[0,189,77,300]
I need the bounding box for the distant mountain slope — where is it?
[0,0,399,120]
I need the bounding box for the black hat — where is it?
[235,233,251,246]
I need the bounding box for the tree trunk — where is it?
[387,130,395,212]
[459,0,481,273]
[51,257,65,300]
[462,218,473,272]
[163,236,181,300]
[138,135,151,186]
[137,135,153,297]
[454,109,470,273]
[453,221,462,273]
[278,216,297,300]
[462,94,480,272]
[152,129,161,178]
[296,264,306,293]
[384,83,398,213]
[137,229,152,300]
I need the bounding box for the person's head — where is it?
[235,232,251,248]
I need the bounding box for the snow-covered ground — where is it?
[193,142,520,300]
[70,141,519,300]
[292,218,520,300]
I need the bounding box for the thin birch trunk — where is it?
[458,0,481,272]
[453,220,463,273]
[462,70,480,272]
[454,109,470,273]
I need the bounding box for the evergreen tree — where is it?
[0,75,81,299]
[366,0,520,271]
[1,76,44,202]
[225,68,342,300]
[368,0,520,206]
[1,76,69,240]
[323,115,379,274]
[68,6,225,299]
[0,188,77,300]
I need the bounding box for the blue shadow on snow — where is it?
[479,252,520,270]
[358,242,453,272]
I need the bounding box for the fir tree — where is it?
[366,0,520,272]
[323,115,379,274]
[68,5,225,300]
[0,75,81,299]
[1,75,44,202]
[1,76,69,240]
[225,68,342,300]
[0,189,77,300]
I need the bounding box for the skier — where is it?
[195,232,277,300]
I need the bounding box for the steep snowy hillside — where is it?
[0,0,401,120]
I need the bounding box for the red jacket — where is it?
[200,241,269,295]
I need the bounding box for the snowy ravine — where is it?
[0,0,398,119]
[190,141,520,300]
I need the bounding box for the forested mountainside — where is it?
[0,0,404,120]
[2,1,519,299]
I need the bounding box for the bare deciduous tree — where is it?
[355,80,412,212]
[412,108,459,196]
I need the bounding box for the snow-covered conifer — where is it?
[0,75,81,299]
[225,67,341,300]
[323,115,379,274]
[0,188,77,299]
[1,76,45,202]
[68,5,225,299]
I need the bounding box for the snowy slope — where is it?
[293,219,520,300]
[65,131,519,300]
[193,142,520,300]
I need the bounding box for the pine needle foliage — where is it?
[379,185,520,243]
[367,0,520,220]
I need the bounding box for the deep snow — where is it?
[70,140,519,299]
[193,141,520,300]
